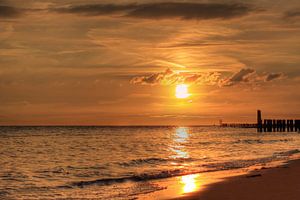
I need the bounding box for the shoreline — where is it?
[168,157,300,200]
[138,156,300,200]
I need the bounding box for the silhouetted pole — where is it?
[263,119,267,132]
[257,110,262,132]
[267,119,272,132]
[281,120,284,132]
[296,120,300,132]
[276,120,280,132]
[287,120,293,132]
[273,120,276,132]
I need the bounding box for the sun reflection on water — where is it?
[174,127,189,143]
[170,127,190,159]
[170,128,201,194]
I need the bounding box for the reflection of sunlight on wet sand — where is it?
[181,174,200,193]
[139,170,243,200]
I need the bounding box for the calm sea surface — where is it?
[1,126,300,199]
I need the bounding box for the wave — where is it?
[273,149,300,156]
[118,158,168,166]
[197,139,294,146]
[62,149,300,188]
[70,168,191,187]
[232,138,294,144]
[198,141,222,145]
[117,157,196,167]
[203,149,300,171]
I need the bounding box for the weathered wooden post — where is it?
[276,120,280,132]
[257,110,262,132]
[291,120,294,132]
[295,120,300,132]
[272,119,276,132]
[279,120,283,132]
[267,120,272,132]
[276,119,280,132]
[288,120,291,132]
[282,120,286,132]
[263,119,267,132]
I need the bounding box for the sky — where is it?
[0,0,299,125]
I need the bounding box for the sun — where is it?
[175,84,190,99]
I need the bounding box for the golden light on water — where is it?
[171,128,200,194]
[175,84,190,99]
[170,127,189,159]
[181,174,200,193]
[174,127,189,143]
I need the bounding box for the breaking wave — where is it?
[69,149,300,188]
[232,138,294,144]
[117,157,196,167]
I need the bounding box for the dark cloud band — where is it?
[55,4,135,16]
[265,73,285,82]
[0,5,22,18]
[284,10,300,18]
[126,3,253,20]
[56,2,255,20]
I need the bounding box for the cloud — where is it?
[220,68,286,87]
[131,68,286,87]
[264,73,285,82]
[55,4,135,16]
[220,68,255,86]
[0,5,22,18]
[55,2,255,20]
[126,2,254,20]
[284,9,300,18]
[130,68,221,86]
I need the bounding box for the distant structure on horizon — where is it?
[257,110,300,133]
[220,110,300,132]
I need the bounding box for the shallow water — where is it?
[0,126,299,199]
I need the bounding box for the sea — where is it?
[1,126,300,199]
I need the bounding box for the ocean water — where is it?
[0,126,300,199]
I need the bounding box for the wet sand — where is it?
[172,159,300,200]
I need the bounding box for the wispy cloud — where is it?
[220,68,286,87]
[0,5,22,18]
[220,68,255,86]
[130,68,221,86]
[131,68,286,87]
[126,3,255,20]
[284,9,300,18]
[264,73,285,82]
[54,3,134,16]
[55,2,256,20]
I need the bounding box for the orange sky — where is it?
[0,0,300,125]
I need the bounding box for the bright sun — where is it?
[175,84,190,99]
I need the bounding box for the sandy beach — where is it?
[172,159,300,200]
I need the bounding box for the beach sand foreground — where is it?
[172,159,300,200]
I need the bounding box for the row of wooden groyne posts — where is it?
[258,119,300,132]
[220,110,300,132]
[257,110,300,132]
